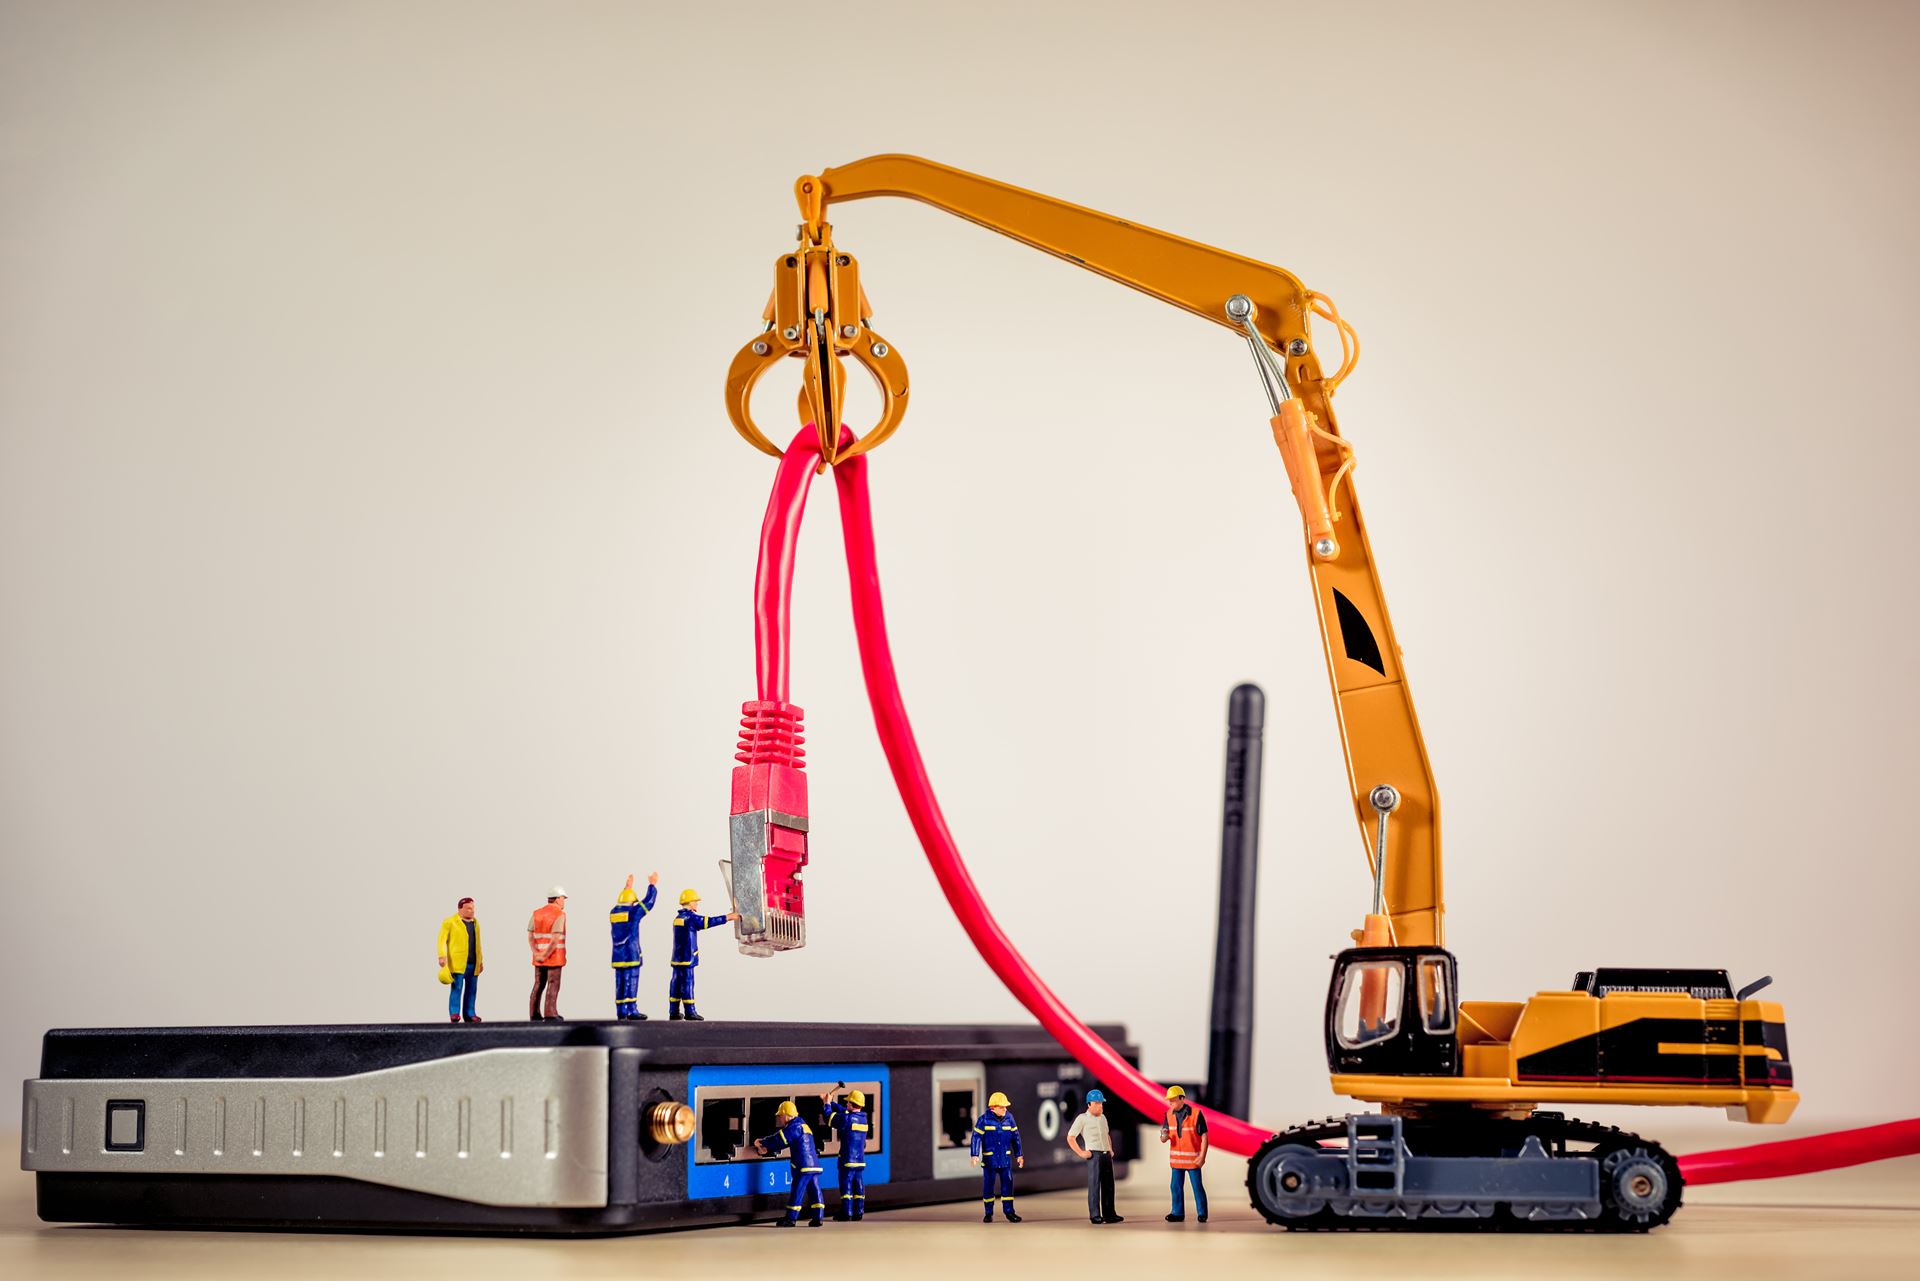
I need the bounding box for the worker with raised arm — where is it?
[969,1091,1023,1223]
[667,889,737,1021]
[754,1100,826,1227]
[1160,1085,1209,1223]
[608,872,658,1020]
[527,886,568,1021]
[820,1086,872,1221]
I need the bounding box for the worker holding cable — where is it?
[667,889,737,1020]
[969,1091,1024,1223]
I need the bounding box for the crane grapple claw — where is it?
[724,216,909,467]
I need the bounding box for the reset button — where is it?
[104,1100,145,1152]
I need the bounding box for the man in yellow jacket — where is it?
[436,897,485,1023]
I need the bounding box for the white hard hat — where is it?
[549,885,568,898]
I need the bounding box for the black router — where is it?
[20,687,1265,1235]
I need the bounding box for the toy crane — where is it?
[725,155,1796,1230]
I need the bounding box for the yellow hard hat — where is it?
[987,1091,1010,1108]
[846,1090,866,1108]
[775,1100,799,1119]
[1165,1085,1186,1101]
[679,889,701,905]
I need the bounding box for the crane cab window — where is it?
[1335,960,1404,1049]
[1417,956,1454,1035]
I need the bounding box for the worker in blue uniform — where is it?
[668,889,737,1021]
[820,1086,873,1221]
[970,1090,1024,1223]
[608,872,657,1019]
[754,1100,826,1227]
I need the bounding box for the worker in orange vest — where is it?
[527,886,568,1021]
[1160,1085,1209,1223]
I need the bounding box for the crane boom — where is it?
[805,155,1445,947]
[812,155,1313,350]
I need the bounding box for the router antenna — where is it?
[1206,683,1265,1118]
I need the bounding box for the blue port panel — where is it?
[686,1062,891,1200]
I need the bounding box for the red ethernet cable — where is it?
[1680,1119,1920,1186]
[748,424,1920,1182]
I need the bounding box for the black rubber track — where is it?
[1245,1114,1685,1232]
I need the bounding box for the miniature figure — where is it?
[1159,1085,1208,1223]
[970,1090,1023,1222]
[527,885,568,1021]
[609,872,658,1020]
[667,889,737,1021]
[435,897,484,1023]
[754,1099,826,1227]
[1067,1088,1123,1224]
[820,1085,871,1220]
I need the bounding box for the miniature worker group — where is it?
[957,1085,1209,1227]
[729,1084,1204,1229]
[752,1086,873,1226]
[748,1085,1205,1229]
[964,1085,1208,1226]
[433,873,738,1023]
[435,898,1210,1228]
[1068,1085,1208,1225]
[746,1086,1031,1228]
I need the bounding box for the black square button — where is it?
[105,1100,145,1151]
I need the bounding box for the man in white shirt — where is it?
[1066,1089,1125,1224]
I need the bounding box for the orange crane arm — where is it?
[802,154,1446,948]
[809,155,1316,352]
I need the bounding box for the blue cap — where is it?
[1085,1089,1106,1104]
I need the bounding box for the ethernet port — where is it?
[863,1090,882,1151]
[700,1096,747,1163]
[747,1095,795,1153]
[931,1064,984,1178]
[938,1083,977,1150]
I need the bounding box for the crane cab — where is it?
[1322,950,1799,1123]
[1323,947,1461,1077]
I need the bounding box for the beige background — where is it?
[2,0,1917,1148]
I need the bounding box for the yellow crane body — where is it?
[726,154,1799,1228]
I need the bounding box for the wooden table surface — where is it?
[7,1129,1917,1280]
